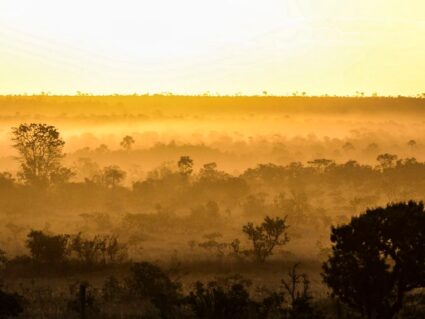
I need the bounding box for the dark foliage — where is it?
[242,216,289,263]
[185,281,258,319]
[26,230,69,264]
[0,290,24,318]
[11,123,69,186]
[126,262,183,318]
[323,201,425,319]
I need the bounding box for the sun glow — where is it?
[1,0,425,95]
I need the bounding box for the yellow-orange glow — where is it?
[1,0,425,95]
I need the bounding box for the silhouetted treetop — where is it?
[12,123,68,186]
[323,201,425,319]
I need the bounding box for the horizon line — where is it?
[1,92,425,99]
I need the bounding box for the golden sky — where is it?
[1,0,424,96]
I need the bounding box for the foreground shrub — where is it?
[0,289,24,318]
[126,262,184,318]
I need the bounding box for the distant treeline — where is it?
[1,95,425,116]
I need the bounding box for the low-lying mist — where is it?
[1,95,425,318]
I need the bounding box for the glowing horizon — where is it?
[1,0,425,96]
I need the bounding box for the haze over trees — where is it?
[0,95,424,317]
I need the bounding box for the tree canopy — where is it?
[323,201,425,319]
[12,123,67,186]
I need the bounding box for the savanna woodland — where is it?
[0,96,423,318]
[2,0,425,317]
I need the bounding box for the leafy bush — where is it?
[126,262,184,318]
[26,230,69,264]
[242,216,289,263]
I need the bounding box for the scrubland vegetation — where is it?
[0,96,424,318]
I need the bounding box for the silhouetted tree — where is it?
[67,282,98,318]
[199,162,219,180]
[307,159,335,172]
[178,156,193,176]
[100,166,126,188]
[69,233,126,265]
[120,135,135,151]
[323,201,425,319]
[342,142,355,152]
[282,263,310,306]
[12,123,67,186]
[50,166,75,185]
[407,139,416,148]
[26,230,69,264]
[281,263,324,319]
[95,144,109,153]
[126,262,182,318]
[242,216,289,263]
[186,281,257,319]
[376,153,398,170]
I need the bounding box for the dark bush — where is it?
[0,289,24,318]
[26,230,69,264]
[126,262,183,318]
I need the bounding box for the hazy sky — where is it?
[1,0,424,95]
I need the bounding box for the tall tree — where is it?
[120,135,135,151]
[101,165,126,188]
[376,153,398,170]
[323,201,425,319]
[12,123,67,186]
[178,156,193,176]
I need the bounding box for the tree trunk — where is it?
[79,283,87,319]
